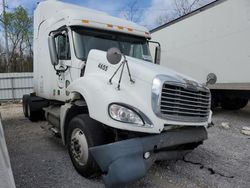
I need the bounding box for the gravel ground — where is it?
[0,102,250,188]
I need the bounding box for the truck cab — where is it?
[23,0,212,187]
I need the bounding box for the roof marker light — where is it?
[117,26,124,30]
[82,20,89,24]
[128,28,133,32]
[107,24,113,28]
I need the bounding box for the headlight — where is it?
[109,104,144,125]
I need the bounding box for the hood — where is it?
[86,50,204,87]
[125,56,201,86]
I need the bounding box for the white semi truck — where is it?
[23,0,211,187]
[151,0,250,110]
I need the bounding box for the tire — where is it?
[221,98,249,110]
[210,97,218,110]
[67,114,107,178]
[26,96,48,122]
[27,98,37,122]
[22,95,30,117]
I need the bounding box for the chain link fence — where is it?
[0,73,33,102]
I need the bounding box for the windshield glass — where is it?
[72,27,153,62]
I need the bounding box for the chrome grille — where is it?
[160,83,211,122]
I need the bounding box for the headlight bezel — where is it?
[108,103,153,128]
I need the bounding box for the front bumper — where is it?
[89,126,207,188]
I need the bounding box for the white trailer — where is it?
[23,0,212,187]
[151,0,250,110]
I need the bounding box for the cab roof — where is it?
[35,0,151,38]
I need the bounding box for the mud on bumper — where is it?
[89,126,207,188]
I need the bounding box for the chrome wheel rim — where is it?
[70,128,89,166]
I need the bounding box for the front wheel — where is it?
[67,114,107,178]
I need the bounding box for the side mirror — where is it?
[106,47,122,65]
[206,73,217,85]
[48,35,59,66]
[154,46,161,65]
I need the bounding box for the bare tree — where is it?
[157,14,171,26]
[0,6,33,72]
[173,0,201,17]
[121,0,142,23]
[155,0,214,27]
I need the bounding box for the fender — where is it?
[67,76,98,119]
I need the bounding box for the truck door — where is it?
[55,32,71,90]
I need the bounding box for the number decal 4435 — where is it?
[98,63,108,71]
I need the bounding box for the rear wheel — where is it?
[22,95,30,117]
[67,114,107,178]
[210,96,219,110]
[221,98,248,110]
[27,98,39,122]
[26,96,47,122]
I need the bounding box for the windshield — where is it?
[72,27,153,62]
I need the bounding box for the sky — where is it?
[4,0,168,29]
[3,0,214,29]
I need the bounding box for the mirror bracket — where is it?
[107,47,135,90]
[149,40,161,65]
